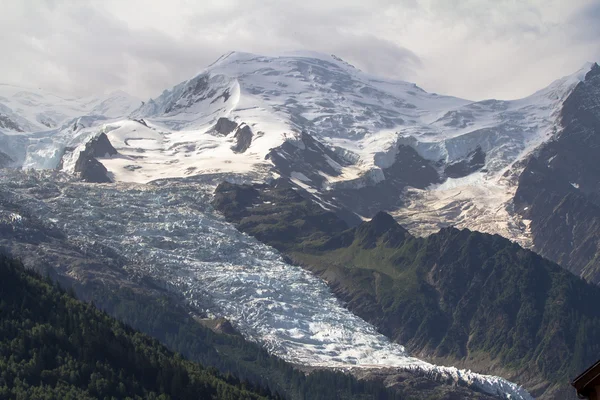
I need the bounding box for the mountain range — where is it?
[1,51,600,399]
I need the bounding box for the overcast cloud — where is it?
[1,0,599,100]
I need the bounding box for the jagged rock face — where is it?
[213,180,349,249]
[74,154,111,183]
[0,114,23,132]
[135,73,235,123]
[165,75,210,114]
[62,133,118,183]
[266,131,351,189]
[0,151,13,168]
[514,63,600,282]
[231,124,253,153]
[212,117,238,135]
[444,146,486,178]
[88,133,118,158]
[329,144,441,217]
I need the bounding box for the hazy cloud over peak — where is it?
[1,0,598,100]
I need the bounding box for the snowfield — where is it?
[1,53,593,245]
[0,171,532,399]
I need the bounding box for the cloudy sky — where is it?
[1,0,599,101]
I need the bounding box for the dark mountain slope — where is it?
[514,63,600,283]
[0,253,269,400]
[213,181,600,399]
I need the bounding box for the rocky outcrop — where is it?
[231,124,253,153]
[132,118,149,128]
[199,317,240,336]
[87,132,118,159]
[328,144,441,217]
[61,133,118,183]
[164,75,210,114]
[266,131,351,188]
[266,131,441,219]
[0,114,23,132]
[444,146,486,178]
[212,117,238,135]
[73,153,112,183]
[514,63,600,282]
[0,151,13,168]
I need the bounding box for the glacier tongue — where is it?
[0,171,532,400]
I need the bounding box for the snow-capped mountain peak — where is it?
[2,52,598,400]
[1,53,597,244]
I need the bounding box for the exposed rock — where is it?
[266,131,351,189]
[199,317,240,336]
[0,151,13,168]
[132,118,149,127]
[266,132,441,220]
[210,89,231,104]
[73,153,112,183]
[231,124,253,153]
[444,146,486,178]
[212,117,238,135]
[328,144,441,217]
[162,74,229,115]
[0,114,23,132]
[88,133,118,158]
[514,62,600,283]
[60,133,118,183]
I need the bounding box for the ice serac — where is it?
[0,84,140,172]
[514,62,600,282]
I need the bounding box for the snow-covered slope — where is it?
[117,51,469,183]
[0,84,141,169]
[0,84,141,133]
[1,53,596,243]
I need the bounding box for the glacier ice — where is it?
[0,171,532,399]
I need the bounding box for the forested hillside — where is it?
[0,254,272,399]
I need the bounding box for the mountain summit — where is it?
[1,51,599,280]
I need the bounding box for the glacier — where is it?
[0,170,532,399]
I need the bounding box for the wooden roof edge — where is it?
[572,359,600,390]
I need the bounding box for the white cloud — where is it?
[0,0,598,100]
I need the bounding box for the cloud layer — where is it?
[1,0,599,100]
